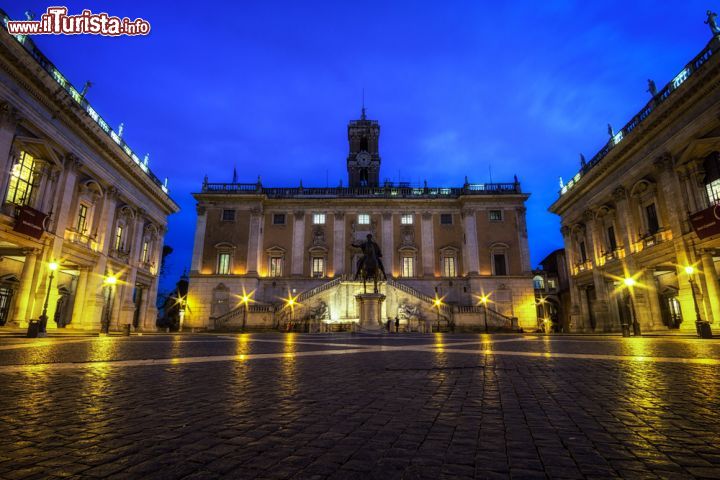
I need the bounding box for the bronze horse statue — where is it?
[352,234,384,294]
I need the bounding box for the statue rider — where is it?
[352,233,387,280]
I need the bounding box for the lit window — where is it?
[76,204,88,233]
[6,151,39,206]
[114,225,124,251]
[548,279,557,289]
[402,256,415,277]
[533,275,545,289]
[270,256,283,277]
[401,214,413,225]
[443,257,457,277]
[141,240,150,263]
[222,209,235,221]
[313,213,326,225]
[217,253,231,274]
[273,213,286,225]
[489,210,502,221]
[358,213,370,225]
[493,253,507,276]
[440,213,452,225]
[312,257,325,277]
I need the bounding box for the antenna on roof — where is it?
[488,164,493,184]
[232,166,238,183]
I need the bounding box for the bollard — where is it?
[697,321,713,339]
[26,320,40,338]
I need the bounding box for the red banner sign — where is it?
[690,204,720,239]
[13,206,48,239]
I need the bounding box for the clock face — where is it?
[356,151,372,167]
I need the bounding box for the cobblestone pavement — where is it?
[0,333,719,479]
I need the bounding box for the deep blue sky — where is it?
[5,1,714,292]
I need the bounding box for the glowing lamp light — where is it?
[479,295,489,305]
[623,277,636,287]
[48,262,59,271]
[104,275,117,286]
[684,266,695,275]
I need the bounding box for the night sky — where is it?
[4,1,714,292]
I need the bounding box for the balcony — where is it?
[599,247,626,265]
[633,228,672,253]
[139,261,157,274]
[110,248,130,263]
[572,260,593,275]
[64,229,99,251]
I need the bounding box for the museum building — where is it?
[186,109,537,331]
[0,11,179,331]
[549,26,720,334]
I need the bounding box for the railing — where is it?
[201,182,521,198]
[213,302,276,326]
[454,304,516,329]
[0,9,171,197]
[64,229,99,251]
[633,228,672,252]
[559,36,719,197]
[572,260,593,275]
[601,247,625,264]
[297,276,345,303]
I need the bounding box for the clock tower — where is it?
[347,107,381,187]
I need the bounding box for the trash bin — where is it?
[26,320,40,338]
[122,324,131,336]
[697,321,713,339]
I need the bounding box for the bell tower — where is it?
[347,107,381,188]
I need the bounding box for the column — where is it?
[333,212,345,275]
[612,186,635,255]
[421,212,434,277]
[246,207,262,275]
[381,212,393,278]
[142,229,165,331]
[50,155,82,259]
[653,154,685,235]
[561,225,584,332]
[12,249,38,327]
[70,267,88,328]
[461,209,480,275]
[190,205,207,273]
[0,103,19,198]
[701,250,720,324]
[515,207,531,274]
[291,211,305,276]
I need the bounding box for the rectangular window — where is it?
[358,213,370,225]
[402,256,415,277]
[312,257,325,277]
[607,226,617,251]
[217,253,231,274]
[443,257,456,277]
[114,225,124,251]
[269,256,283,277]
[440,213,453,225]
[222,209,236,221]
[6,151,39,206]
[706,178,720,205]
[141,241,149,263]
[313,213,326,225]
[579,241,587,262]
[401,214,413,225]
[548,279,557,289]
[273,213,286,225]
[489,210,503,221]
[493,253,507,275]
[645,203,659,234]
[76,204,88,233]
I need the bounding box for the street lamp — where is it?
[537,297,548,333]
[684,266,713,339]
[283,293,299,332]
[239,292,252,332]
[622,277,641,337]
[478,294,490,333]
[37,261,59,335]
[101,274,117,334]
[432,296,443,333]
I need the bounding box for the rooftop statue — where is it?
[706,10,720,35]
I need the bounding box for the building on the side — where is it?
[186,109,538,332]
[549,25,720,334]
[532,249,570,332]
[0,11,179,331]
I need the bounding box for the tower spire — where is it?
[361,88,366,120]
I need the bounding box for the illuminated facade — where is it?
[186,110,537,332]
[549,30,720,333]
[0,12,179,331]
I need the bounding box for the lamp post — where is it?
[685,266,713,339]
[178,296,186,332]
[622,277,640,336]
[37,261,59,335]
[240,293,251,332]
[433,297,442,333]
[101,275,117,334]
[479,295,489,333]
[284,294,298,332]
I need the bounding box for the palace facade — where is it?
[186,110,538,332]
[0,11,179,331]
[549,29,720,334]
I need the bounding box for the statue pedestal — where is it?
[355,293,386,331]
